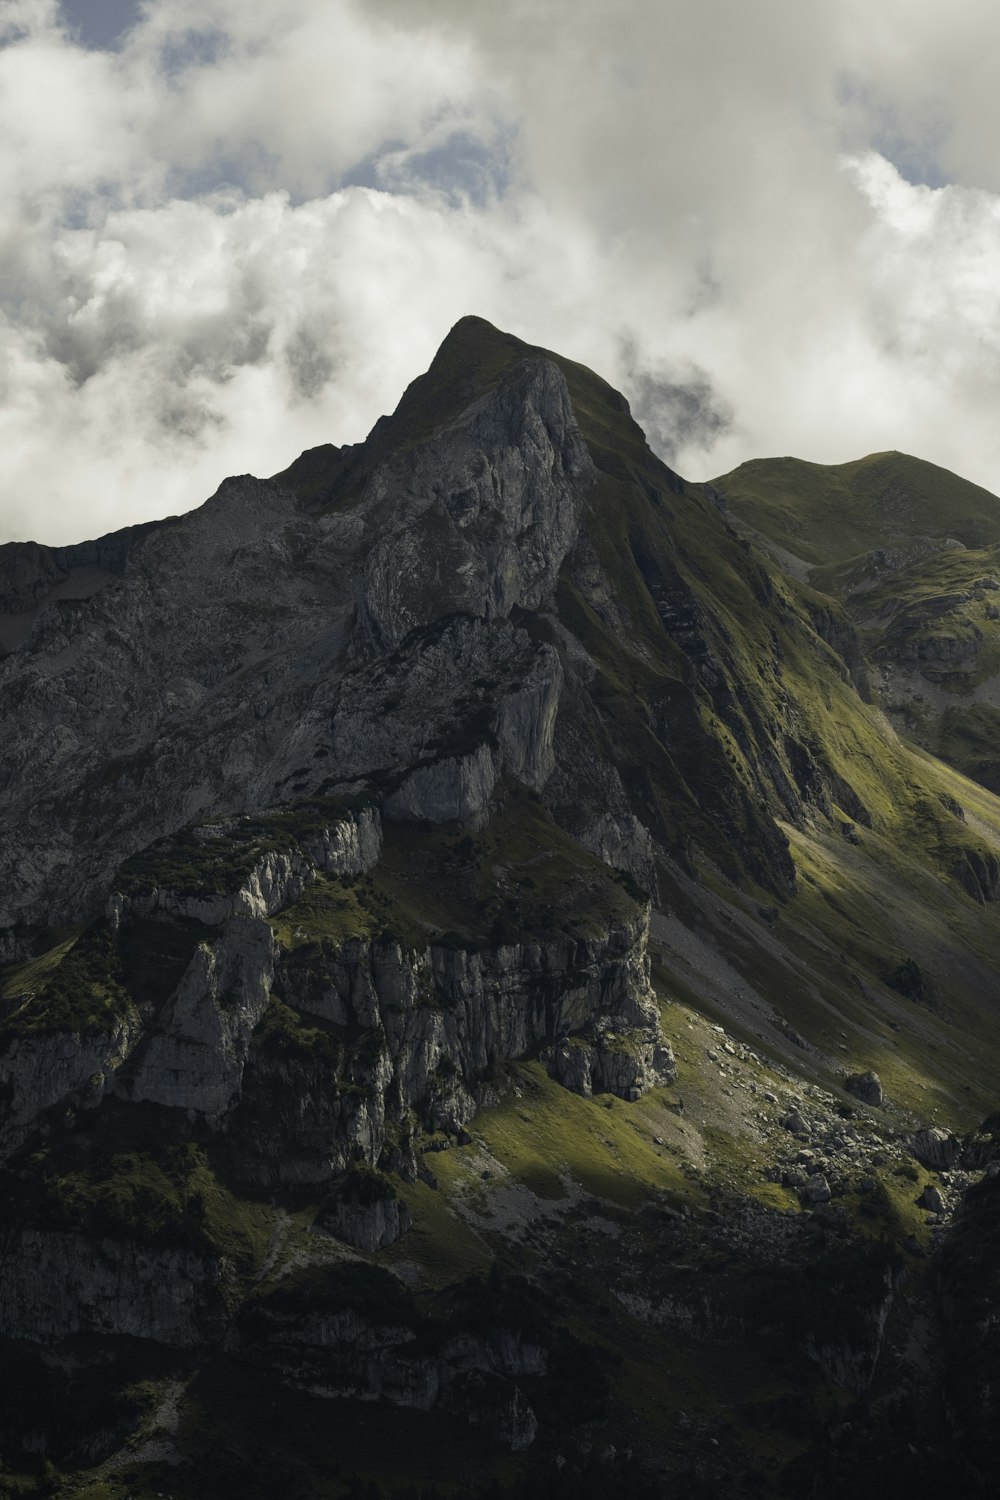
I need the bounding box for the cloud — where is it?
[4,0,1000,542]
[620,348,732,471]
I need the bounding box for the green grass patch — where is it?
[0,929,82,1006]
[714,450,1000,568]
[0,923,134,1042]
[470,1061,685,1208]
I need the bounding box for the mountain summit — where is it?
[2,319,1000,1494]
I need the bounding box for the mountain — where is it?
[2,316,1000,1498]
[714,450,1000,795]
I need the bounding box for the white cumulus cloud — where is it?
[4,0,1000,542]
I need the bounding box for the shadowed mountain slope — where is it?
[2,319,1000,1495]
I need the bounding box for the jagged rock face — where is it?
[911,1126,960,1170]
[0,313,860,936]
[231,910,661,1186]
[112,916,276,1120]
[256,614,564,823]
[235,1301,546,1449]
[543,1021,676,1102]
[0,819,668,1191]
[0,1023,135,1162]
[10,316,998,1487]
[0,352,593,929]
[110,805,383,929]
[314,1173,412,1251]
[0,1232,221,1347]
[0,772,672,1210]
[229,1268,570,1454]
[354,357,593,650]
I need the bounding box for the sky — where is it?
[4,1,1000,544]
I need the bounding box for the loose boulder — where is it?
[919,1183,944,1214]
[845,1070,884,1107]
[803,1174,832,1204]
[911,1127,959,1171]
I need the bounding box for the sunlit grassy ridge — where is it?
[712,450,1000,568]
[0,923,134,1041]
[713,447,1000,805]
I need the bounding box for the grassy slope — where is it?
[536,324,1000,1123]
[714,450,1000,792]
[712,450,1000,567]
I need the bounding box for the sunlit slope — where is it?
[712,450,1000,569]
[545,345,1000,1119]
[713,450,1000,800]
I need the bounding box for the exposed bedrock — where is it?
[256,612,565,822]
[111,915,276,1120]
[0,1231,223,1348]
[0,355,592,930]
[354,357,594,651]
[232,910,670,1187]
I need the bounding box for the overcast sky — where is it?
[4,0,1000,543]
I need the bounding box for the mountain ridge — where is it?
[2,317,1000,1495]
[715,446,1000,798]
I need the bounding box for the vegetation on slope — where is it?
[712,450,1000,568]
[0,923,133,1041]
[713,448,1000,802]
[271,782,644,954]
[116,795,370,900]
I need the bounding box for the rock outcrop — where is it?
[911,1127,960,1171]
[314,1169,412,1251]
[544,1018,676,1102]
[112,916,276,1120]
[0,1231,222,1347]
[845,1070,883,1107]
[233,909,667,1186]
[229,1264,591,1454]
[0,348,593,931]
[0,1022,135,1161]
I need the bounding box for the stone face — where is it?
[108,807,383,930]
[911,1127,960,1171]
[314,1173,412,1251]
[0,1232,221,1347]
[5,315,992,1484]
[0,356,593,932]
[803,1174,832,1204]
[920,1182,945,1214]
[0,1023,136,1161]
[543,1022,676,1103]
[845,1070,884,1107]
[354,358,593,651]
[231,910,671,1185]
[113,916,276,1120]
[230,1268,565,1452]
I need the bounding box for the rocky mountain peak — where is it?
[6,319,1000,1492]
